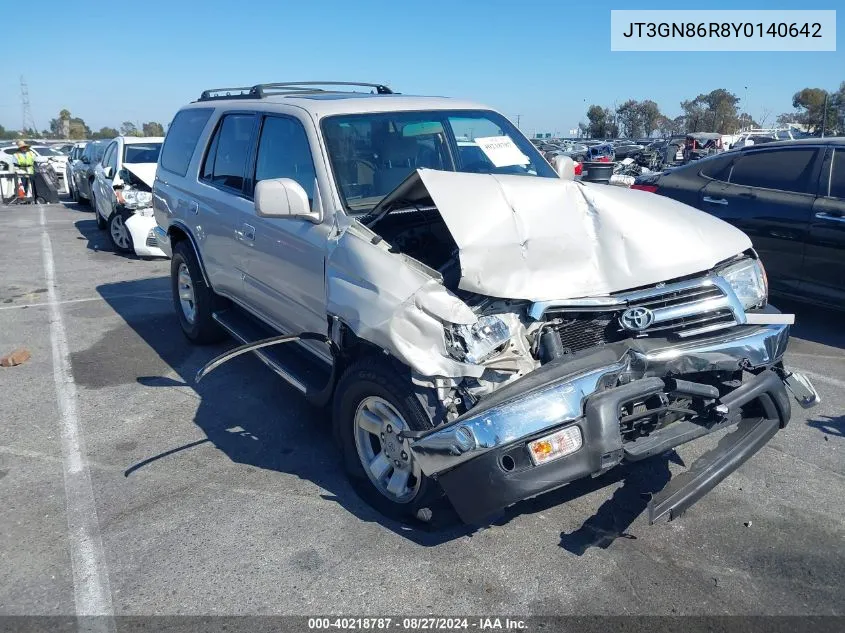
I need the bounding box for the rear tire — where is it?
[334,356,442,521]
[170,241,227,344]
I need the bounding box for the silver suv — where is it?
[153,82,818,525]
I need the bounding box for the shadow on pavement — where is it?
[93,276,693,548]
[73,217,141,260]
[807,414,845,438]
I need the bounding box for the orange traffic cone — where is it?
[16,182,25,199]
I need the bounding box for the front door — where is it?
[241,114,330,359]
[698,146,822,296]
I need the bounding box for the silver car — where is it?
[153,81,817,525]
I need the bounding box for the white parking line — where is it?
[0,292,170,312]
[40,207,115,631]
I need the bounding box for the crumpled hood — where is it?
[122,163,156,188]
[414,169,752,301]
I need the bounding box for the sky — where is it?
[2,0,842,136]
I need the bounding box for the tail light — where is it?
[574,162,583,176]
[631,184,659,193]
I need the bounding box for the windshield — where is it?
[322,109,555,213]
[123,143,162,164]
[33,147,62,157]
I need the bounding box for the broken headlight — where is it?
[122,189,153,210]
[446,315,512,364]
[718,258,767,310]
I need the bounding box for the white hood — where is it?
[412,169,752,301]
[123,163,157,188]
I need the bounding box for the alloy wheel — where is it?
[177,263,197,324]
[353,396,421,503]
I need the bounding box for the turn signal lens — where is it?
[527,425,582,465]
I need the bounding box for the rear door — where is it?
[803,146,845,306]
[654,153,732,208]
[194,112,259,297]
[699,146,822,295]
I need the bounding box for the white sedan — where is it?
[92,136,166,257]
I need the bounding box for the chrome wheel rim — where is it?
[177,263,197,324]
[110,215,130,250]
[354,396,421,504]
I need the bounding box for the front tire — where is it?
[108,213,133,253]
[170,241,226,344]
[334,357,442,521]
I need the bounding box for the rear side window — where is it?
[830,150,845,199]
[160,108,213,176]
[201,113,256,191]
[253,116,316,200]
[698,154,733,181]
[729,148,817,194]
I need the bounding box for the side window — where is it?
[102,143,116,171]
[729,148,817,194]
[160,107,214,176]
[107,144,119,170]
[698,154,733,181]
[201,113,256,192]
[253,116,316,200]
[829,149,845,199]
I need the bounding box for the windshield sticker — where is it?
[474,136,530,167]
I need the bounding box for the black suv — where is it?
[634,138,845,309]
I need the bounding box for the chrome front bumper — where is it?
[410,324,795,477]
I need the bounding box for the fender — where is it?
[168,220,211,287]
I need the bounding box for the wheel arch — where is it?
[168,223,211,286]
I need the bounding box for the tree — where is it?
[680,97,707,132]
[91,127,119,140]
[586,105,607,138]
[120,121,139,136]
[142,121,165,136]
[833,81,845,135]
[736,113,759,131]
[638,100,660,137]
[791,88,838,134]
[615,100,642,138]
[577,122,589,138]
[604,108,619,138]
[68,117,91,139]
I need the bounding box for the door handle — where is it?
[702,196,729,205]
[189,201,199,215]
[815,211,845,224]
[242,223,255,241]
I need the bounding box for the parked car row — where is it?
[66,137,165,257]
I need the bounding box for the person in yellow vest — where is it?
[13,140,35,174]
[13,140,36,199]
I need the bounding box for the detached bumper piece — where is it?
[647,369,791,523]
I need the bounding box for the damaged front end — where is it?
[323,168,819,524]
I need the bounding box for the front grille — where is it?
[541,277,739,353]
[146,233,158,247]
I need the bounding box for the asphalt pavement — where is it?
[0,201,842,618]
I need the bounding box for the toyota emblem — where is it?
[620,306,655,331]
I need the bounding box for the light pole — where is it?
[744,86,749,130]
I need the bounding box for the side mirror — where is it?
[103,166,114,180]
[81,156,90,164]
[254,178,320,222]
[551,155,576,180]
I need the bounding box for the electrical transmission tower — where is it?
[20,76,36,134]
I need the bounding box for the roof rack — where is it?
[198,81,393,102]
